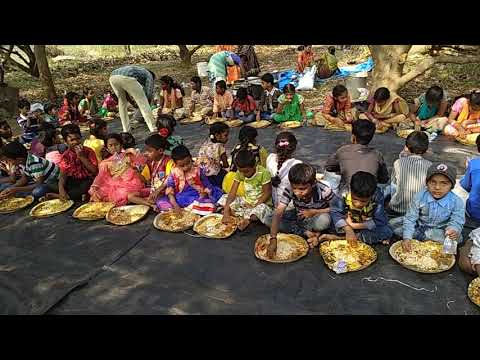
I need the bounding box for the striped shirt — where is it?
[24,154,60,183]
[279,181,333,210]
[111,65,155,102]
[389,154,432,215]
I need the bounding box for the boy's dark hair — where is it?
[18,99,31,110]
[0,120,10,129]
[373,87,390,102]
[190,76,202,88]
[61,123,81,140]
[38,127,58,148]
[406,131,429,154]
[283,83,296,94]
[65,91,79,105]
[145,134,168,151]
[239,126,257,146]
[215,80,227,91]
[236,87,248,100]
[328,46,336,55]
[120,132,135,149]
[89,118,107,139]
[352,119,375,145]
[470,90,480,107]
[0,140,28,160]
[171,145,191,161]
[156,114,177,136]
[332,84,348,98]
[261,73,274,86]
[297,46,305,51]
[209,122,229,143]
[234,149,256,169]
[288,163,316,185]
[106,133,123,146]
[44,103,57,114]
[350,171,377,198]
[425,85,444,105]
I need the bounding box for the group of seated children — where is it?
[296,45,339,79]
[316,83,480,144]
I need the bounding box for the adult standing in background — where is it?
[109,65,156,133]
[237,45,260,77]
[207,51,241,89]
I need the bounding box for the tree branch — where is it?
[398,54,480,87]
[188,45,203,55]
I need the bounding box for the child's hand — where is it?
[59,188,70,201]
[345,226,357,246]
[74,145,84,156]
[222,214,234,224]
[298,209,317,219]
[267,237,277,259]
[256,112,261,121]
[173,204,182,213]
[345,212,355,227]
[402,239,413,252]
[0,187,17,198]
[445,229,459,241]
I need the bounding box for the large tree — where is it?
[33,45,56,102]
[177,45,204,66]
[369,45,480,93]
[0,45,39,77]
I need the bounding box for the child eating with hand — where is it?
[399,162,465,252]
[220,150,273,231]
[330,171,393,245]
[267,163,333,258]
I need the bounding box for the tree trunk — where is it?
[124,45,131,55]
[177,45,204,66]
[33,45,56,102]
[369,45,412,93]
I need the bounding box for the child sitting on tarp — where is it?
[232,87,257,124]
[272,84,307,124]
[316,85,353,128]
[97,91,118,118]
[156,145,223,213]
[393,162,465,251]
[330,171,393,245]
[212,80,234,119]
[443,90,480,144]
[409,85,449,133]
[459,227,480,278]
[360,87,410,132]
[256,73,282,121]
[460,135,480,224]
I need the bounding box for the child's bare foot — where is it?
[306,234,320,248]
[238,219,250,231]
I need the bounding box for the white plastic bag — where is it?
[296,65,317,91]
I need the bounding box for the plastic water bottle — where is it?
[443,235,457,255]
[333,259,348,274]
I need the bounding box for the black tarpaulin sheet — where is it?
[2,120,479,314]
[0,209,150,314]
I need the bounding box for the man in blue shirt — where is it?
[109,65,157,133]
[460,136,480,223]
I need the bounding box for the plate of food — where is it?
[30,199,75,218]
[389,240,456,273]
[248,120,271,129]
[205,117,226,125]
[0,196,35,214]
[324,122,352,132]
[319,239,377,273]
[254,233,309,263]
[225,119,243,128]
[456,135,479,146]
[106,205,150,226]
[193,213,238,239]
[397,129,415,139]
[180,112,204,124]
[468,277,480,308]
[153,210,200,232]
[72,202,115,221]
[279,121,302,129]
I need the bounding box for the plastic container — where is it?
[333,259,348,274]
[197,62,208,77]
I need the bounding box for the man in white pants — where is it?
[109,65,156,133]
